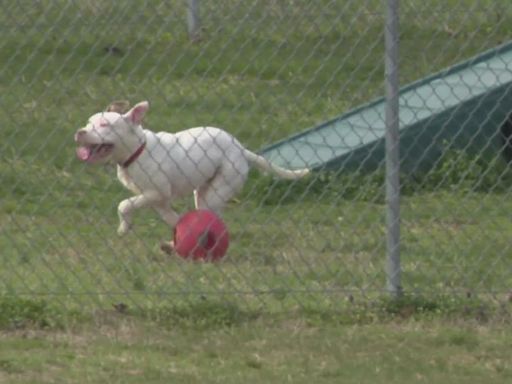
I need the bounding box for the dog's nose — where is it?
[74,129,87,142]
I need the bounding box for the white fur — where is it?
[74,101,310,236]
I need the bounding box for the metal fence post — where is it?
[384,0,402,297]
[187,0,201,42]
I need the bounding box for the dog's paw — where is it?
[117,222,132,236]
[160,241,175,255]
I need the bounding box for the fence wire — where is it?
[1,0,512,313]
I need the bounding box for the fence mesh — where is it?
[2,0,512,313]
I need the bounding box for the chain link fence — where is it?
[2,0,512,314]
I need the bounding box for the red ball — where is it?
[173,209,229,261]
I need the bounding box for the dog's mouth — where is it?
[76,143,114,163]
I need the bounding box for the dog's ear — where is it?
[124,101,149,125]
[106,100,131,114]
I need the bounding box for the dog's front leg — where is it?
[117,193,162,236]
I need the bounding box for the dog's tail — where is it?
[244,149,310,180]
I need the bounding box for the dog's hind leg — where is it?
[193,190,200,210]
[153,202,180,228]
[195,162,249,212]
[152,202,180,256]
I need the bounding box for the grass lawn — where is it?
[1,0,512,382]
[1,316,512,384]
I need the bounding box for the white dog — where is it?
[74,100,310,243]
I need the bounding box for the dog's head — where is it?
[74,101,149,164]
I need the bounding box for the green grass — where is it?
[0,292,512,383]
[1,313,512,383]
[2,0,512,382]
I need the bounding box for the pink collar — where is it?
[120,142,146,168]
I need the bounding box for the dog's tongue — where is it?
[76,146,91,161]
